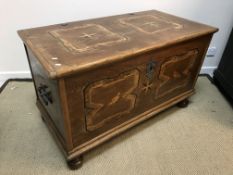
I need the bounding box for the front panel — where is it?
[64,35,212,147]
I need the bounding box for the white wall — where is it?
[1,0,233,86]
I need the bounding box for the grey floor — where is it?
[0,77,232,175]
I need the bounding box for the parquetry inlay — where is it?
[84,69,140,131]
[119,15,183,34]
[49,24,127,53]
[156,49,198,98]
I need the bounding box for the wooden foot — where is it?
[67,156,83,170]
[177,99,189,108]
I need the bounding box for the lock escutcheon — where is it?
[146,61,156,80]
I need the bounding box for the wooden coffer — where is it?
[18,10,218,169]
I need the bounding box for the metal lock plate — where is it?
[146,61,156,80]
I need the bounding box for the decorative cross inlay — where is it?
[79,33,96,38]
[142,22,159,27]
[142,81,153,94]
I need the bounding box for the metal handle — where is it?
[38,84,53,105]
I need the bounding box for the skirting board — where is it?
[200,66,217,77]
[0,67,216,88]
[0,71,31,87]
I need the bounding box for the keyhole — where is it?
[149,64,153,71]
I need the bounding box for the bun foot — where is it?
[67,156,83,170]
[177,99,189,108]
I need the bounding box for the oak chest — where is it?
[18,10,218,169]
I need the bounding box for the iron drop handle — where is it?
[38,84,53,105]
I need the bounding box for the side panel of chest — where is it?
[64,35,212,147]
[26,47,67,144]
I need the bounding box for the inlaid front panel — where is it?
[64,35,211,147]
[156,49,198,98]
[84,69,139,131]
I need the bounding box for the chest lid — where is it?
[18,10,218,79]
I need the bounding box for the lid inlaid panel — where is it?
[50,24,127,53]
